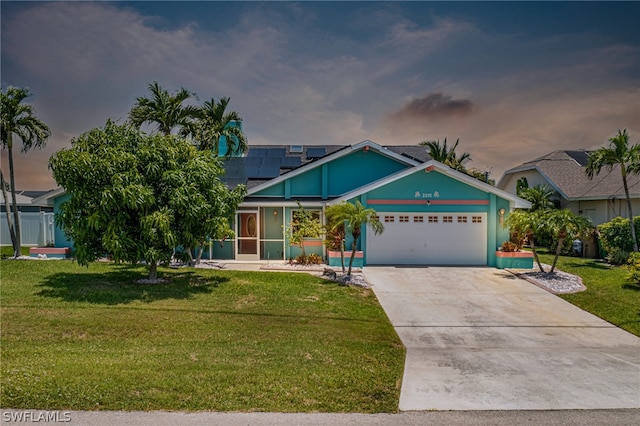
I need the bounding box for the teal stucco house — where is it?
[41,140,530,267]
[214,140,530,266]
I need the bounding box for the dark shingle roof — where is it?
[221,144,430,188]
[501,150,640,200]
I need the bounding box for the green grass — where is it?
[0,260,405,412]
[0,246,31,257]
[537,250,640,337]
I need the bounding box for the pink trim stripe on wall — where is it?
[367,199,489,205]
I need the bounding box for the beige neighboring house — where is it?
[498,149,640,229]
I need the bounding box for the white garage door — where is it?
[366,213,487,265]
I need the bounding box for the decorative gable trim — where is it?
[246,140,420,196]
[330,160,532,209]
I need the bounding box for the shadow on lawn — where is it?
[35,265,228,305]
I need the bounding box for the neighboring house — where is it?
[497,150,640,226]
[44,140,529,266]
[1,190,55,246]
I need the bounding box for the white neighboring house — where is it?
[498,150,640,227]
[1,190,55,247]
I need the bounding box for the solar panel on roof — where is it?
[280,156,302,169]
[266,148,286,157]
[306,147,326,159]
[248,148,268,157]
[565,151,590,167]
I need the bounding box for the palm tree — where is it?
[1,87,51,258]
[505,209,545,272]
[325,203,348,273]
[129,81,199,136]
[585,129,640,252]
[519,184,556,212]
[193,97,247,155]
[542,209,592,273]
[328,200,383,276]
[419,138,471,171]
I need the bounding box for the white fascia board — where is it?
[330,160,532,209]
[30,187,66,206]
[246,141,420,196]
[239,201,327,208]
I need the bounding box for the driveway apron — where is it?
[364,266,640,411]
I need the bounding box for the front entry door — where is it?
[237,212,259,260]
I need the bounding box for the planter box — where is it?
[495,250,533,269]
[327,250,363,268]
[29,247,72,259]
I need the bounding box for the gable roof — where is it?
[498,150,640,200]
[244,140,426,195]
[333,160,531,209]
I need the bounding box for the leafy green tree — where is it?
[506,209,545,272]
[1,87,51,258]
[49,121,245,280]
[420,138,471,171]
[287,202,323,260]
[586,129,640,252]
[129,81,199,136]
[193,97,247,155]
[541,209,593,272]
[327,200,383,276]
[519,184,556,212]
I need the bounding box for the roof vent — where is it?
[290,145,303,154]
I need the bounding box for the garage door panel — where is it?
[367,213,487,265]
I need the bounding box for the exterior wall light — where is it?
[498,208,506,226]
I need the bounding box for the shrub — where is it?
[598,216,640,253]
[501,241,519,252]
[294,253,324,265]
[626,252,640,286]
[606,247,630,266]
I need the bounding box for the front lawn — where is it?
[537,251,640,337]
[0,260,405,412]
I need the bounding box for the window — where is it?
[457,216,468,223]
[414,216,424,223]
[399,215,409,223]
[428,216,438,223]
[291,209,321,235]
[443,216,453,223]
[384,215,395,223]
[472,216,482,223]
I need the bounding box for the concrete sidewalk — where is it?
[364,266,640,411]
[2,409,639,425]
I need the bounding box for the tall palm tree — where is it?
[1,87,51,258]
[328,200,383,276]
[193,97,247,155]
[542,209,592,273]
[519,184,556,212]
[585,129,640,252]
[129,81,199,136]
[419,138,471,171]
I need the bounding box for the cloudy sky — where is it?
[2,1,639,190]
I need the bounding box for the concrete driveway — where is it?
[364,266,640,411]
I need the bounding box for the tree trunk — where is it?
[1,169,18,253]
[529,235,544,272]
[347,236,359,277]
[148,262,158,281]
[195,243,204,264]
[339,235,345,274]
[622,171,639,252]
[550,237,564,273]
[7,135,21,258]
